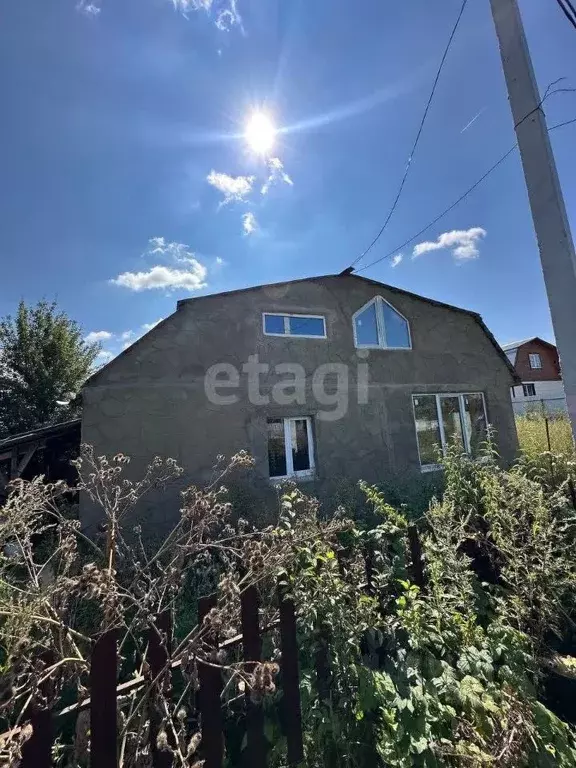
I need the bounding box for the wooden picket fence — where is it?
[6,526,425,768]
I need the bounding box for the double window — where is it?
[353,297,411,349]
[522,383,536,397]
[413,393,487,470]
[263,313,326,338]
[267,417,315,479]
[529,353,542,369]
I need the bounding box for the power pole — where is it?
[489,0,576,442]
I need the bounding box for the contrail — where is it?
[461,107,486,133]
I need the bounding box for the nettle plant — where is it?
[1,440,576,767]
[267,443,576,768]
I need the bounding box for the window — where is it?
[267,417,315,479]
[263,313,326,338]
[529,353,542,369]
[413,393,487,470]
[522,383,536,397]
[353,297,411,349]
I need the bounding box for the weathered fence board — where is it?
[240,583,266,768]
[20,651,55,768]
[148,610,174,768]
[277,574,304,767]
[90,629,118,768]
[198,594,224,768]
[20,705,52,768]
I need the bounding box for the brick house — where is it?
[501,337,566,414]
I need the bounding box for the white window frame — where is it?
[522,382,536,398]
[267,416,315,480]
[529,353,542,369]
[262,313,327,339]
[412,392,488,472]
[352,296,412,350]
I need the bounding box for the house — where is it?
[501,337,566,414]
[80,273,519,530]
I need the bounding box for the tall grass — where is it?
[516,411,575,458]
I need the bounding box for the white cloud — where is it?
[77,1,101,16]
[171,0,242,30]
[391,254,403,268]
[146,237,198,264]
[261,157,293,195]
[242,211,258,235]
[141,318,164,332]
[111,236,208,293]
[207,170,254,204]
[95,349,114,363]
[172,0,213,12]
[413,227,486,262]
[84,330,113,344]
[112,264,207,292]
[216,0,241,30]
[120,330,135,342]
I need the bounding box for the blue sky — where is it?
[1,0,575,362]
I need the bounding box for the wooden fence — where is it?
[7,526,425,768]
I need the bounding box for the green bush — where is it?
[266,443,576,767]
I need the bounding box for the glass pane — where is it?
[413,396,442,466]
[440,396,464,450]
[354,303,379,346]
[462,394,487,455]
[383,303,410,348]
[264,315,286,335]
[290,419,311,472]
[267,419,287,477]
[288,316,325,337]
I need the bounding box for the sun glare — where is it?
[245,112,276,155]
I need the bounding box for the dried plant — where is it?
[0,445,347,766]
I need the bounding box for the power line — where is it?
[348,0,469,270]
[555,0,576,32]
[355,116,576,274]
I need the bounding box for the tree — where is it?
[0,300,99,438]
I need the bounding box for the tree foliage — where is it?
[0,300,99,437]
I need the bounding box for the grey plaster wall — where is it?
[80,275,518,531]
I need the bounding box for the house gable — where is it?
[86,273,518,388]
[513,338,561,382]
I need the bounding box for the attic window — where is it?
[353,297,411,349]
[529,353,542,369]
[263,313,326,338]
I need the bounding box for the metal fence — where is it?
[512,396,567,417]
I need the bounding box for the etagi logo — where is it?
[204,352,370,421]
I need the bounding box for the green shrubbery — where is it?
[2,440,576,766]
[268,443,576,766]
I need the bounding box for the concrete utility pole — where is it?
[489,0,576,442]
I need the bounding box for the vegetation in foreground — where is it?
[1,441,576,766]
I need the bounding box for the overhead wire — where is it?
[555,0,576,32]
[355,115,576,274]
[348,0,469,270]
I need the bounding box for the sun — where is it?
[245,112,276,155]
